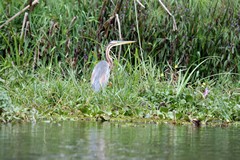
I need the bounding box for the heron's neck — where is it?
[106,44,113,69]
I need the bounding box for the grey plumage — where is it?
[91,61,110,92]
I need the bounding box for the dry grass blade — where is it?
[158,0,177,31]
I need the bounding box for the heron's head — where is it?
[105,40,135,69]
[108,40,136,48]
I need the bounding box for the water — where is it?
[0,121,240,160]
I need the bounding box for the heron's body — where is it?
[91,40,135,92]
[91,60,110,92]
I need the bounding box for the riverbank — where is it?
[1,63,239,125]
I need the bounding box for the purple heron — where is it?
[91,40,135,92]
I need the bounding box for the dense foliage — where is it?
[1,0,240,75]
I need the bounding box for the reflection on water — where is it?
[0,121,240,160]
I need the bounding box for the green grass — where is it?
[0,56,239,124]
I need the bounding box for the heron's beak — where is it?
[110,40,136,47]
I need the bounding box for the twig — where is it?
[19,12,29,55]
[133,0,143,59]
[136,0,145,8]
[115,14,123,61]
[0,0,39,29]
[158,0,177,31]
[20,12,28,40]
[24,21,30,40]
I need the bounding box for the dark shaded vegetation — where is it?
[1,0,239,75]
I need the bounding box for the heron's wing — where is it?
[91,61,110,92]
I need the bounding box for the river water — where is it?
[0,121,240,160]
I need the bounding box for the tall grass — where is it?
[0,54,239,123]
[0,0,239,77]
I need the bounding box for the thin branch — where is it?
[20,12,28,40]
[158,0,177,31]
[19,12,29,55]
[136,0,145,8]
[0,0,39,29]
[115,14,123,61]
[24,21,30,40]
